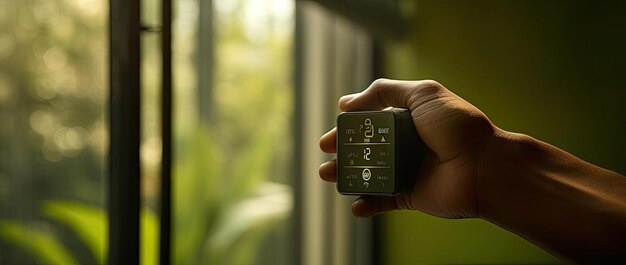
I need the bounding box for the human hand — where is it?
[320,79,626,261]
[319,79,496,218]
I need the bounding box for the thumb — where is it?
[340,79,416,112]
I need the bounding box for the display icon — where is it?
[364,118,374,138]
[362,168,371,181]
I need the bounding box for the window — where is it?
[171,0,295,264]
[0,0,397,264]
[0,0,108,264]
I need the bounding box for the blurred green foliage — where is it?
[42,200,107,263]
[171,0,294,264]
[0,127,292,265]
[173,127,292,265]
[0,200,147,265]
[0,221,78,265]
[0,0,294,263]
[0,0,107,263]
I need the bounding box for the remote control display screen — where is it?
[337,112,395,194]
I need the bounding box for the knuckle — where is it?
[369,78,392,107]
[372,78,389,87]
[406,80,443,107]
[416,79,445,93]
[420,79,443,87]
[369,78,390,92]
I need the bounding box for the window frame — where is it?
[108,0,142,263]
[108,0,397,264]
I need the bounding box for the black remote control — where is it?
[336,109,425,196]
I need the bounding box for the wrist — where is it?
[475,128,538,220]
[475,128,626,261]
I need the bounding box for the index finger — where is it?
[319,128,337,153]
[339,79,426,112]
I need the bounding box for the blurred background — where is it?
[0,0,624,264]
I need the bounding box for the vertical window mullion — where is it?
[159,0,173,262]
[109,0,141,263]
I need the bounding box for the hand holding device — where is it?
[319,79,493,219]
[319,79,626,262]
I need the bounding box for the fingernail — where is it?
[339,94,358,109]
[340,95,352,101]
[340,93,358,103]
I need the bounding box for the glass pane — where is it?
[139,0,162,264]
[172,0,295,264]
[0,0,108,264]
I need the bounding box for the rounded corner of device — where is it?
[336,187,352,196]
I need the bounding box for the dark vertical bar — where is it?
[109,0,141,263]
[159,0,173,262]
[292,2,304,265]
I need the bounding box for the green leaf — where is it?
[173,127,222,265]
[42,200,107,264]
[173,126,293,264]
[142,208,159,265]
[0,221,79,265]
[204,182,292,264]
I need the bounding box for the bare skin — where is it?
[318,79,626,263]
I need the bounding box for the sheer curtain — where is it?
[296,2,375,265]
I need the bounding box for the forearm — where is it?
[478,129,626,262]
